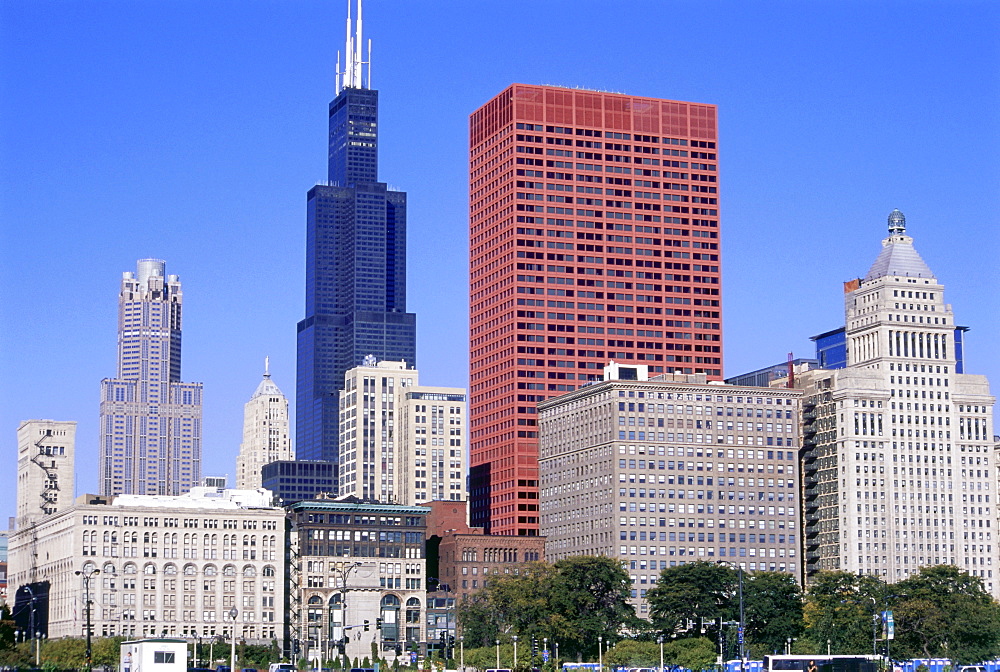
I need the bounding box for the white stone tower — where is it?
[236,358,292,490]
[800,211,996,594]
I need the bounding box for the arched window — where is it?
[204,565,218,577]
[405,597,421,625]
[123,563,137,575]
[102,562,116,575]
[262,565,276,577]
[81,561,97,575]
[142,563,156,575]
[223,565,236,577]
[243,566,257,578]
[307,595,323,605]
[183,564,197,576]
[163,564,178,575]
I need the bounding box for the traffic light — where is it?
[376,618,382,630]
[364,620,370,632]
[337,639,346,656]
[395,645,402,657]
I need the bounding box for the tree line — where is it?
[457,558,1000,669]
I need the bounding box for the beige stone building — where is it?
[799,210,996,594]
[288,498,428,662]
[16,420,76,529]
[236,359,292,490]
[8,488,287,644]
[539,362,803,617]
[339,359,466,505]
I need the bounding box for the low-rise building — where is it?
[8,488,287,644]
[288,498,428,663]
[423,501,545,606]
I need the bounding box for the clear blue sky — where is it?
[2,0,997,519]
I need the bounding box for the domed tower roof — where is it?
[863,209,935,281]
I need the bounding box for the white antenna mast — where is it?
[337,0,370,92]
[353,0,363,88]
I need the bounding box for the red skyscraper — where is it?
[469,85,723,535]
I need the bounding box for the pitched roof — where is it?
[864,234,935,281]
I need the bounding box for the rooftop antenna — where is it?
[354,0,363,88]
[264,356,270,378]
[337,0,369,92]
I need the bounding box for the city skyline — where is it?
[2,1,997,521]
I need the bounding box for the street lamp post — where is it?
[75,567,101,672]
[229,607,238,672]
[868,597,878,657]
[459,635,464,672]
[544,638,548,668]
[332,562,362,668]
[657,635,664,672]
[513,635,518,669]
[496,639,500,669]
[555,642,558,667]
[21,584,39,667]
[598,636,603,672]
[827,640,831,656]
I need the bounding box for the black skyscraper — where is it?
[296,2,416,480]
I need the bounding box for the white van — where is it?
[269,664,296,672]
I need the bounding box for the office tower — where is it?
[296,0,416,481]
[16,420,76,529]
[469,85,723,534]
[339,359,467,505]
[236,358,292,489]
[538,362,802,614]
[99,259,202,496]
[799,211,996,594]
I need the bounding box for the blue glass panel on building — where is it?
[812,328,847,369]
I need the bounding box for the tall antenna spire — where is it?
[264,356,270,378]
[337,0,370,92]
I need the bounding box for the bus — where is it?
[762,655,882,672]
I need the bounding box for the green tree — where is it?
[743,571,804,655]
[802,571,885,655]
[93,636,126,668]
[549,556,635,657]
[663,637,717,670]
[457,556,634,661]
[646,561,736,636]
[40,637,86,667]
[890,565,1000,664]
[605,640,659,669]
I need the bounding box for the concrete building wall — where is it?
[340,361,467,506]
[16,420,76,529]
[539,363,802,617]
